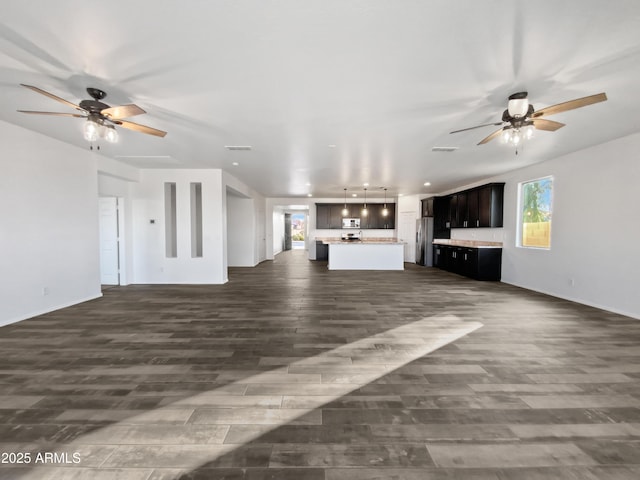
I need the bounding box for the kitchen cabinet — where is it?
[433,244,446,268]
[448,194,458,228]
[316,204,332,229]
[433,196,451,239]
[315,241,329,261]
[315,203,395,229]
[457,192,468,228]
[421,197,434,217]
[477,183,504,228]
[432,244,502,281]
[433,182,504,231]
[367,204,395,229]
[467,188,479,228]
[329,205,344,229]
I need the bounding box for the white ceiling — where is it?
[2,0,639,198]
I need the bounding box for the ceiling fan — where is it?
[17,84,167,143]
[450,91,607,146]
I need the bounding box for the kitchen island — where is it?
[318,238,405,270]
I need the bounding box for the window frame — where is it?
[516,175,554,250]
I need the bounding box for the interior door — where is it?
[398,211,416,263]
[98,197,119,285]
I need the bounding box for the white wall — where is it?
[223,171,266,267]
[273,207,285,255]
[0,121,102,326]
[452,132,640,319]
[226,190,256,267]
[130,169,227,284]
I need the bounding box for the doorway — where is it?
[398,211,417,263]
[98,197,120,285]
[291,213,306,249]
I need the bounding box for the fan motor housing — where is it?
[79,99,110,114]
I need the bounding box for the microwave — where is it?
[342,218,361,229]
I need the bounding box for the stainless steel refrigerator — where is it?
[416,217,434,266]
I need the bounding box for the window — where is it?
[518,176,553,249]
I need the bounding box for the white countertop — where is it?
[317,237,404,245]
[432,239,503,249]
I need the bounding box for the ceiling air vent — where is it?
[431,146,458,152]
[225,145,252,151]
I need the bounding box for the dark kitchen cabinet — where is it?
[421,197,434,217]
[433,244,446,268]
[457,192,468,228]
[432,244,502,281]
[448,194,459,228]
[316,204,332,229]
[433,182,504,231]
[467,188,479,228]
[315,203,396,229]
[433,196,451,239]
[371,204,395,229]
[329,205,344,229]
[315,241,328,261]
[477,183,504,227]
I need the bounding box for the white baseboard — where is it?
[501,280,639,320]
[0,293,103,327]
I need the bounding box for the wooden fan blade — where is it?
[450,121,503,134]
[116,119,167,137]
[532,92,607,118]
[478,128,504,145]
[20,84,82,111]
[101,104,146,119]
[17,110,86,118]
[532,118,565,131]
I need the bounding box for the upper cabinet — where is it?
[434,183,504,232]
[316,203,396,229]
[476,183,504,228]
[316,204,345,229]
[366,203,395,229]
[421,197,434,217]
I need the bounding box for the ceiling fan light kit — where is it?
[83,114,119,143]
[17,84,167,146]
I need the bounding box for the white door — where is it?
[398,211,416,263]
[99,197,119,285]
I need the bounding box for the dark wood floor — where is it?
[1,249,639,479]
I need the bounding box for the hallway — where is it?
[1,250,639,479]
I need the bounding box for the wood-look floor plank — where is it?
[1,249,639,479]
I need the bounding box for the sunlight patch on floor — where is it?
[19,315,483,479]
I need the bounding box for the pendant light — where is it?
[382,188,389,217]
[341,188,349,217]
[361,188,368,217]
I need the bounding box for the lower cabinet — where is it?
[432,245,502,281]
[315,241,329,261]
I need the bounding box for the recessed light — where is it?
[352,193,358,197]
[398,193,404,197]
[424,182,431,186]
[328,144,337,148]
[363,183,369,187]
[307,193,313,197]
[305,182,311,186]
[232,162,239,166]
